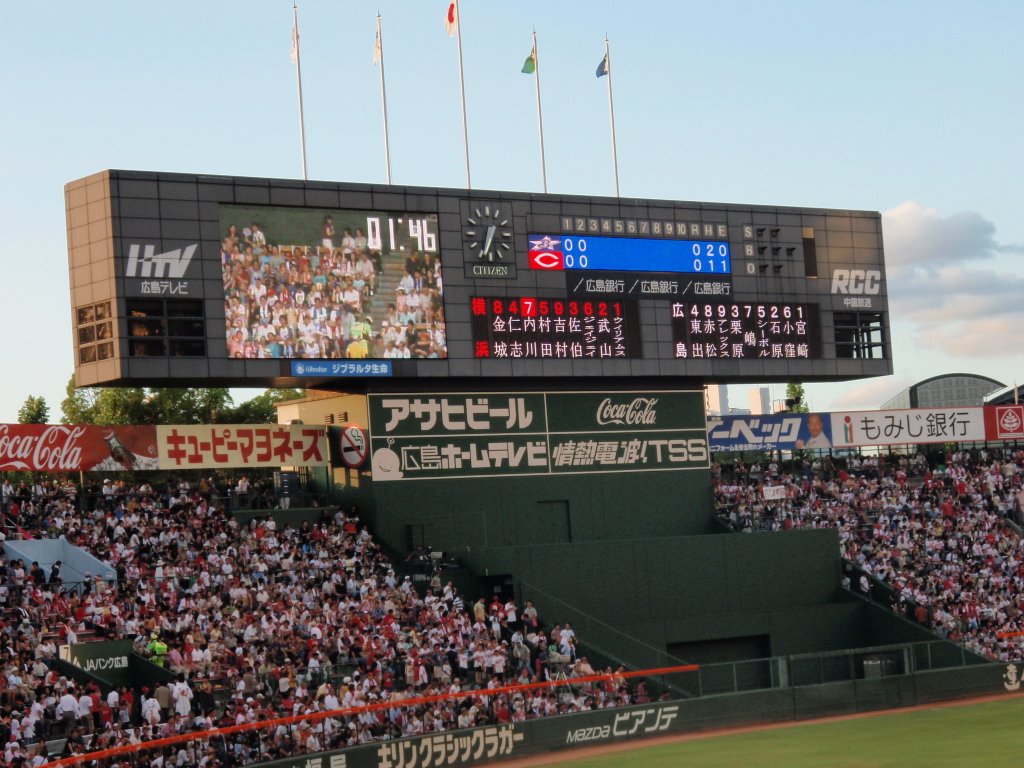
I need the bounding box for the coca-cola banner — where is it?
[156,424,330,469]
[0,425,158,472]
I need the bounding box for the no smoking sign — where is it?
[340,424,369,468]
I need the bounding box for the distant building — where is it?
[880,374,1005,409]
[705,384,729,416]
[748,386,770,415]
[984,382,1024,406]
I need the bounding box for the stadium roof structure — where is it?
[880,373,1005,410]
[984,381,1024,406]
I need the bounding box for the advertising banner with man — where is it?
[706,413,833,453]
[707,406,1024,452]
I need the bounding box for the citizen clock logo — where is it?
[126,243,198,279]
[462,202,516,279]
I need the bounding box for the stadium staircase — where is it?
[42,623,105,645]
[2,532,117,645]
[1,511,25,541]
[363,258,407,323]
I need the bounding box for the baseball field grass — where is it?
[557,696,1024,768]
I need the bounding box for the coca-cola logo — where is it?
[0,424,87,471]
[596,397,658,426]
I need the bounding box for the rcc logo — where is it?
[831,269,881,295]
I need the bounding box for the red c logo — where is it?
[529,250,564,270]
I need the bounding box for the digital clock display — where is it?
[470,296,642,359]
[528,234,731,275]
[670,301,821,360]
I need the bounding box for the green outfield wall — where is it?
[249,661,1010,768]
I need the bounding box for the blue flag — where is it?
[596,54,608,78]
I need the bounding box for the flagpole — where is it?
[604,36,620,197]
[532,30,548,193]
[455,1,472,188]
[375,13,393,185]
[292,2,309,181]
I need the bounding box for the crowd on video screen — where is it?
[221,210,446,360]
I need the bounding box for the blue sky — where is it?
[2,1,1022,421]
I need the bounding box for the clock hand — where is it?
[483,225,497,261]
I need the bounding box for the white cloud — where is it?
[819,376,915,411]
[894,266,1024,320]
[882,201,1022,276]
[881,202,1024,359]
[915,316,1024,359]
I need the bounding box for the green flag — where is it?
[521,46,536,74]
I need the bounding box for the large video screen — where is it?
[221,205,446,359]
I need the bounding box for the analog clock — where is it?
[464,204,513,263]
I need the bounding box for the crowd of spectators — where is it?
[2,479,78,531]
[715,447,1024,661]
[221,218,446,360]
[2,475,299,533]
[0,479,645,766]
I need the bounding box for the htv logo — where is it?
[831,269,881,295]
[126,244,197,278]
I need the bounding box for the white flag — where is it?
[290,21,300,63]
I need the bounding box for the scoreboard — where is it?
[527,234,732,274]
[65,170,891,388]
